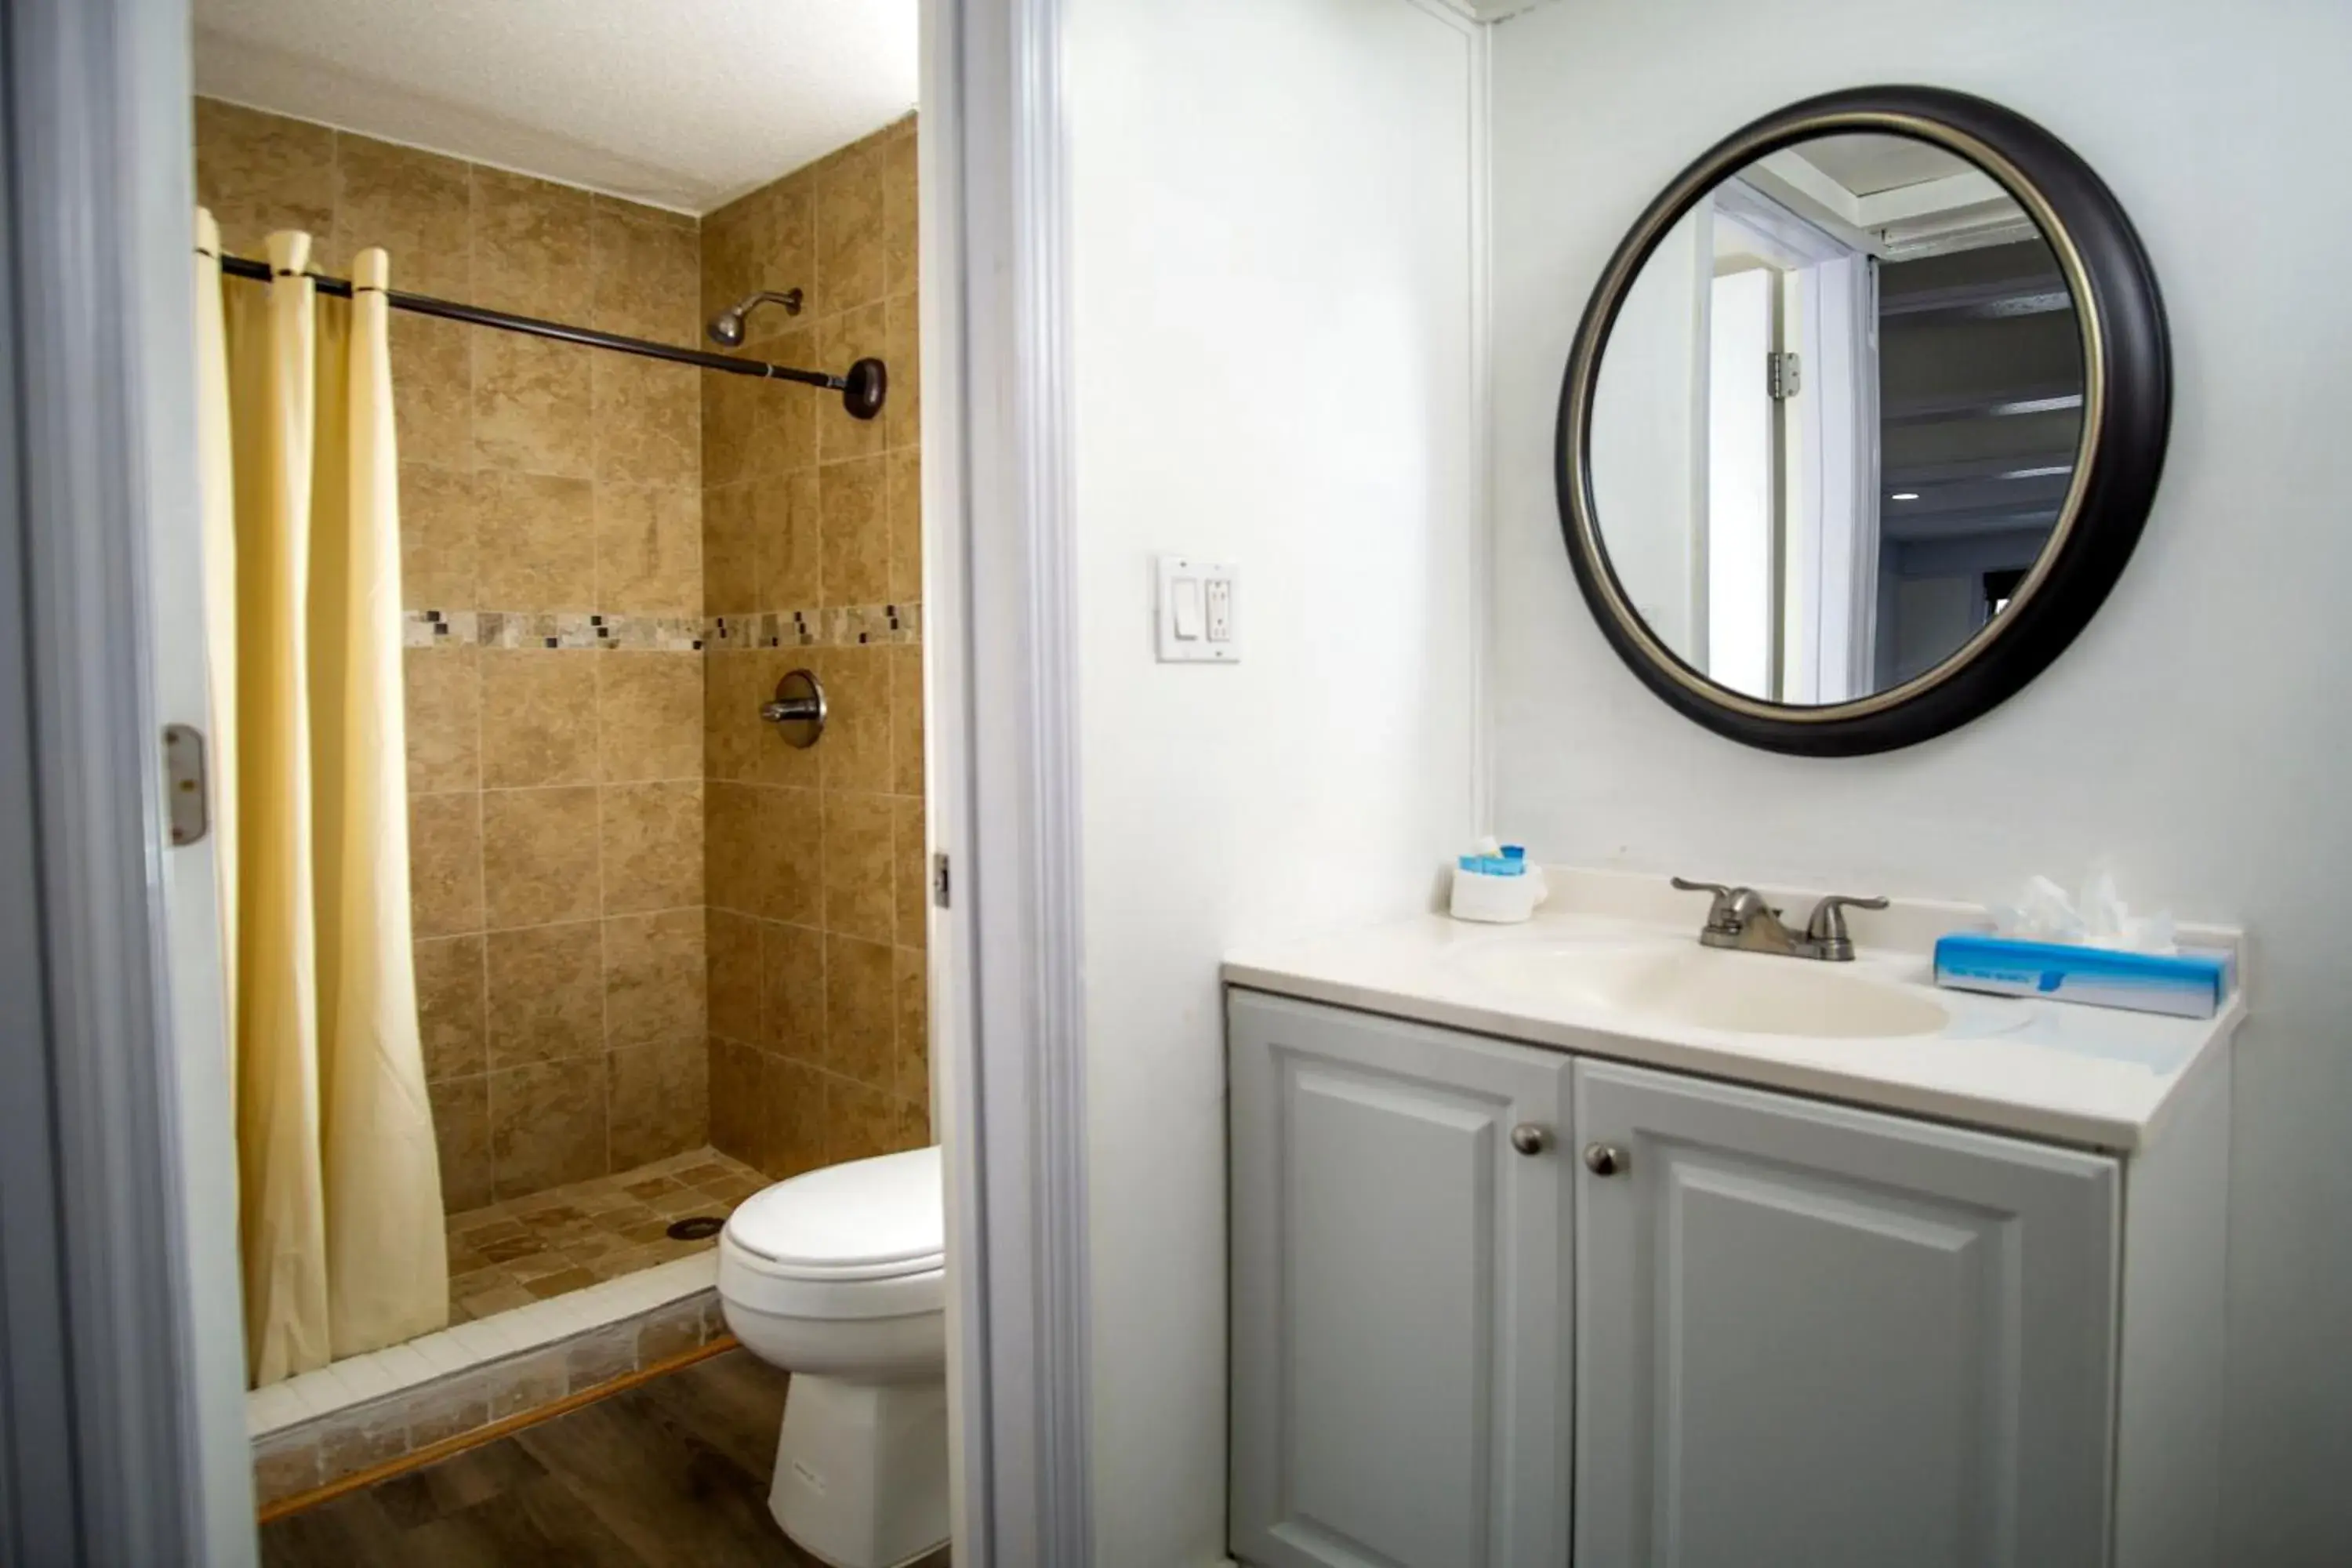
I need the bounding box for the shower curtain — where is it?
[195,216,447,1385]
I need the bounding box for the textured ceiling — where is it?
[193,0,918,214]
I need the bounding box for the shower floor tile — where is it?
[444,1148,767,1323]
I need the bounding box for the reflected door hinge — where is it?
[162,724,209,846]
[1767,350,1802,401]
[932,851,952,909]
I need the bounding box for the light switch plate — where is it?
[1156,556,1239,662]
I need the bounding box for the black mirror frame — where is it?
[1555,85,2171,756]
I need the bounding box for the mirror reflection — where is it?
[1588,132,2086,704]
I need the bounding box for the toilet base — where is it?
[770,1374,949,1568]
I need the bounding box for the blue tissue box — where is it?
[1933,934,2232,1020]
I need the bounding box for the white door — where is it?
[1574,1060,2118,1568]
[1705,265,1777,699]
[1229,993,1573,1568]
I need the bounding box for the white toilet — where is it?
[718,1145,948,1568]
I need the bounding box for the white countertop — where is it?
[1221,869,2244,1152]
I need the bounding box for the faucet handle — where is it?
[1804,893,1889,956]
[1671,877,1746,930]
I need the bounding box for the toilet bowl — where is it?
[719,1145,947,1568]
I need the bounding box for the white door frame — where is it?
[924,0,1094,1563]
[0,0,256,1560]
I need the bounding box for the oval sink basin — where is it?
[1450,938,1951,1040]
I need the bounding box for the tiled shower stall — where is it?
[194,102,928,1323]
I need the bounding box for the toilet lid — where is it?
[725,1145,944,1280]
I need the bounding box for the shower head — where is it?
[706,287,804,347]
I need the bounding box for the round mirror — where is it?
[1558,88,2170,754]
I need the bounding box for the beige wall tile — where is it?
[702,482,759,616]
[757,786,823,925]
[895,944,929,1108]
[472,166,592,320]
[475,333,594,477]
[703,781,760,916]
[888,643,924,797]
[594,482,700,615]
[485,920,604,1067]
[811,646,891,793]
[819,456,890,608]
[479,650,598,788]
[491,1056,609,1198]
[817,143,886,314]
[761,920,826,1063]
[399,463,477,611]
[701,365,758,488]
[408,1374,492,1449]
[391,314,475,470]
[882,122,919,297]
[706,908,762,1042]
[894,794,927,950]
[818,303,890,463]
[600,780,704,913]
[708,1036,763,1165]
[700,187,773,321]
[481,786,600,928]
[822,792,894,943]
[476,470,596,610]
[416,935,487,1081]
[428,1074,493,1211]
[882,291,921,454]
[746,325,818,477]
[757,471,823,610]
[608,1036,708,1169]
[318,1406,409,1486]
[885,446,922,604]
[826,1078,898,1167]
[486,1348,568,1420]
[597,652,700,782]
[825,934,895,1091]
[336,134,472,299]
[771,176,817,309]
[604,907,706,1048]
[194,100,334,261]
[252,1434,322,1509]
[405,644,480,793]
[759,1054,828,1179]
[590,199,699,347]
[409,792,485,937]
[702,652,753,783]
[894,1098,932,1153]
[593,358,699,488]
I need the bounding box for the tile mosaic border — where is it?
[403,602,924,652]
[704,601,923,649]
[249,1254,727,1508]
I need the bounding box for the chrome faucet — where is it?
[1670,877,1889,962]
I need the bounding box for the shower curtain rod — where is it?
[215,252,887,421]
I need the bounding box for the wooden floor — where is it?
[259,1350,949,1568]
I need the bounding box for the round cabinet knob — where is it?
[1508,1123,1550,1156]
[1582,1142,1628,1177]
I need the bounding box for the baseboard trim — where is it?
[256,1334,739,1523]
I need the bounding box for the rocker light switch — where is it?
[1156,556,1238,663]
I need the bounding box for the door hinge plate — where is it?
[163,724,209,846]
[931,851,951,909]
[1767,350,1801,401]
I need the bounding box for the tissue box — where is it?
[1933,934,2233,1019]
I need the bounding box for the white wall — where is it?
[1064,0,1483,1559]
[1490,1,2352,1555]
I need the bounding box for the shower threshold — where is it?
[245,1148,770,1512]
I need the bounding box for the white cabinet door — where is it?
[1229,991,1573,1568]
[1574,1059,2119,1568]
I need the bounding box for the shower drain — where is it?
[666,1216,725,1241]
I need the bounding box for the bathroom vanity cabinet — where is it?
[1226,987,2228,1568]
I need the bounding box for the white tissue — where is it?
[1987,870,2176,953]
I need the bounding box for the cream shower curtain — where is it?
[195,217,448,1385]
